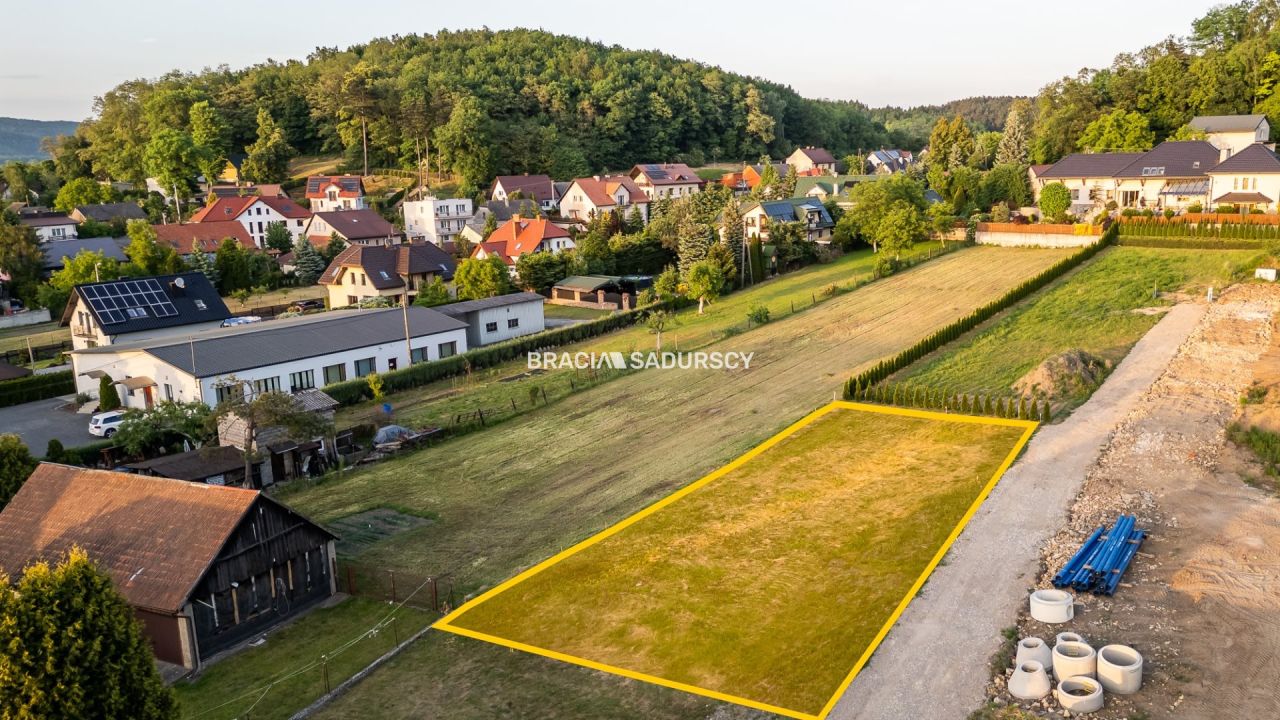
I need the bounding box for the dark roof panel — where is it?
[1208,143,1280,173]
[71,272,230,336]
[1112,141,1219,178]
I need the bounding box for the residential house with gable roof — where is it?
[190,195,312,247]
[303,209,403,249]
[786,147,838,175]
[1190,114,1271,158]
[739,198,835,244]
[867,149,914,174]
[558,176,650,225]
[489,174,560,212]
[1206,142,1280,211]
[61,271,231,355]
[471,216,574,275]
[318,243,457,307]
[628,163,705,200]
[1033,141,1222,212]
[153,221,256,258]
[69,202,147,226]
[305,175,367,213]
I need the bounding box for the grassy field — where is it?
[0,321,69,354]
[542,304,616,321]
[266,247,1070,718]
[335,243,945,429]
[174,598,433,720]
[901,247,1261,408]
[287,155,343,180]
[440,404,1032,717]
[223,286,328,312]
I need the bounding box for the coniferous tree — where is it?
[292,237,328,286]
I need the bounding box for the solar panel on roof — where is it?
[82,278,178,325]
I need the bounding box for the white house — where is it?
[489,175,559,212]
[305,176,368,213]
[69,306,469,409]
[786,147,838,175]
[558,176,650,225]
[1191,114,1271,159]
[189,195,311,248]
[403,197,475,245]
[437,292,546,347]
[1207,142,1280,211]
[62,273,232,352]
[303,209,403,248]
[18,210,78,242]
[628,164,704,200]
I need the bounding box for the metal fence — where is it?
[0,340,73,366]
[335,561,455,614]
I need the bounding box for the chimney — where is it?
[1221,145,1231,163]
[512,214,522,223]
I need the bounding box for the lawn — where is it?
[281,245,1069,719]
[543,304,616,321]
[335,242,948,430]
[174,597,433,720]
[222,286,328,313]
[438,403,1034,719]
[0,321,70,355]
[287,154,343,180]
[901,247,1261,408]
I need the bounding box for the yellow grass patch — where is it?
[437,402,1035,718]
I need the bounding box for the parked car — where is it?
[89,411,124,438]
[292,299,325,311]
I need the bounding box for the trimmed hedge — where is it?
[0,370,75,409]
[843,225,1116,398]
[1118,219,1280,240]
[848,381,1050,422]
[54,439,115,466]
[1117,237,1266,250]
[322,297,693,405]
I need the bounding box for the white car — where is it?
[89,411,124,438]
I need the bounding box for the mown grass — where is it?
[0,321,69,354]
[442,407,1029,716]
[900,247,1260,409]
[542,304,616,321]
[174,598,433,720]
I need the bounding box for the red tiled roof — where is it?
[474,217,571,265]
[153,222,255,254]
[0,464,258,614]
[567,176,651,208]
[190,196,310,222]
[305,175,365,200]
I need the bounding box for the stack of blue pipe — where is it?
[1051,514,1146,596]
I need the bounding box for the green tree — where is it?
[53,177,115,212]
[1039,182,1072,222]
[978,164,1033,210]
[515,251,570,293]
[685,259,725,314]
[186,249,219,287]
[969,131,1002,169]
[413,277,452,307]
[1077,108,1156,152]
[321,233,347,264]
[50,249,125,292]
[706,241,738,289]
[0,434,36,510]
[481,213,498,239]
[753,159,781,200]
[646,309,674,351]
[434,95,494,189]
[114,401,214,457]
[780,164,799,197]
[720,200,747,285]
[995,99,1033,166]
[41,133,92,184]
[846,174,927,253]
[0,548,178,719]
[143,128,200,200]
[653,265,681,301]
[240,108,295,183]
[214,388,333,485]
[0,224,44,306]
[264,221,293,253]
[877,202,928,259]
[98,375,121,412]
[189,100,229,188]
[214,237,252,292]
[454,255,512,299]
[291,236,327,285]
[125,219,166,275]
[676,216,714,272]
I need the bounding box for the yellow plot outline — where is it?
[435,401,1038,720]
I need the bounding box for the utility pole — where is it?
[401,292,413,365]
[362,117,369,177]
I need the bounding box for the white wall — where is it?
[29,223,78,242]
[235,200,308,247]
[1209,173,1280,210]
[465,300,545,346]
[404,198,474,244]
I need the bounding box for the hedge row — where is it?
[0,370,75,409]
[849,381,1051,422]
[53,440,114,466]
[1116,237,1266,250]
[843,225,1116,397]
[322,297,693,405]
[1117,220,1280,240]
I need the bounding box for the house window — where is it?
[507,318,519,329]
[411,347,429,364]
[215,383,244,405]
[354,357,376,377]
[438,341,457,358]
[322,363,346,385]
[289,370,315,392]
[485,321,498,333]
[252,376,281,396]
[164,383,173,401]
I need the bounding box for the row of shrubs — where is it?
[46,439,114,466]
[1117,220,1280,239]
[1116,237,1266,250]
[842,225,1116,398]
[0,370,75,409]
[322,297,693,405]
[848,381,1051,422]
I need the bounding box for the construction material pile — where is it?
[1051,514,1146,595]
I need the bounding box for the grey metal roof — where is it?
[1038,152,1145,179]
[1207,143,1280,173]
[1112,141,1219,178]
[139,307,467,377]
[74,202,147,223]
[436,292,544,317]
[1190,114,1267,133]
[41,236,129,271]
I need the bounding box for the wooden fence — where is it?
[976,222,1100,236]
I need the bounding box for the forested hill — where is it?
[1028,0,1280,163]
[74,28,894,189]
[869,97,1021,151]
[0,118,78,162]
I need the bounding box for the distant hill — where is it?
[0,117,79,162]
[869,97,1022,151]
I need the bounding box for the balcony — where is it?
[72,325,97,339]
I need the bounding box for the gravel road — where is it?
[828,302,1206,720]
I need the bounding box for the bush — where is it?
[0,371,76,408]
[747,303,771,325]
[1217,205,1238,214]
[1187,202,1203,213]
[57,440,114,467]
[98,375,121,411]
[44,439,65,462]
[1163,209,1175,219]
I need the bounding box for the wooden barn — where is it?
[0,464,337,670]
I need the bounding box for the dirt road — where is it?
[828,302,1207,720]
[1001,284,1280,719]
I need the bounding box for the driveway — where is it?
[0,397,101,455]
[830,302,1206,719]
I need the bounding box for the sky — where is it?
[2,0,1216,122]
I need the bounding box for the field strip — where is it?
[436,402,1037,718]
